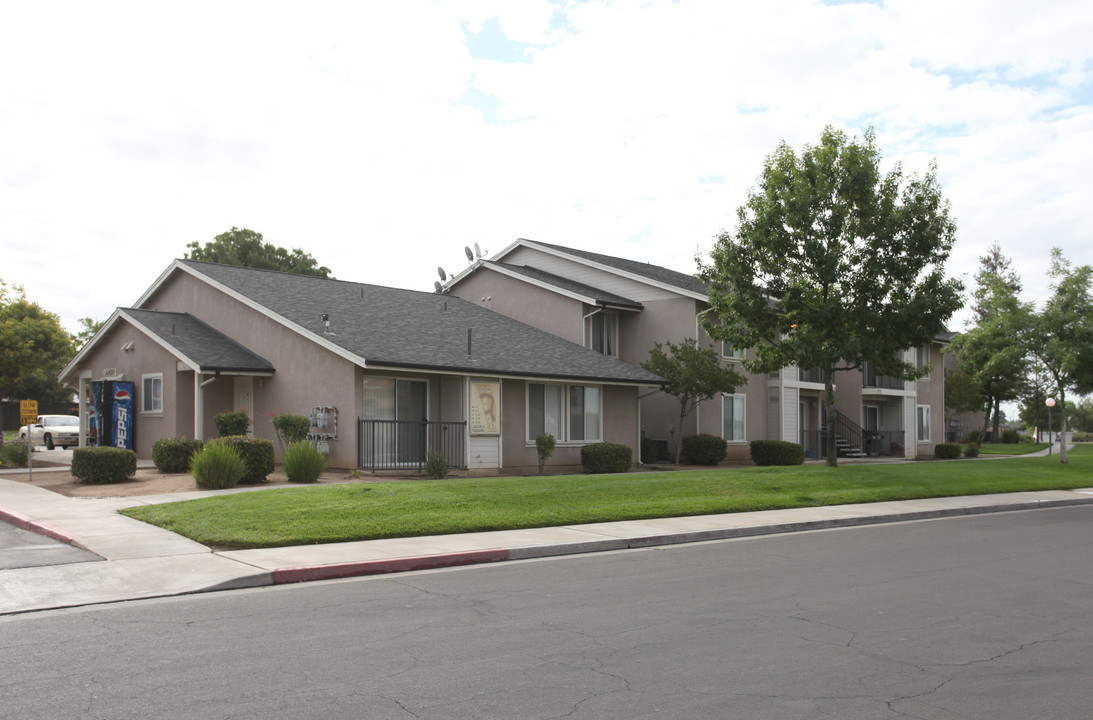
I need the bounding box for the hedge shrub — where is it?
[214,411,250,437]
[934,443,962,459]
[0,438,29,468]
[749,440,806,466]
[284,440,326,483]
[272,414,310,449]
[151,437,204,473]
[191,440,246,490]
[680,434,727,465]
[580,442,632,474]
[964,442,980,458]
[71,447,137,484]
[1001,429,1020,444]
[218,436,275,483]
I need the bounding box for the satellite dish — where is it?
[464,246,474,262]
[437,267,447,281]
[474,242,482,259]
[433,281,443,293]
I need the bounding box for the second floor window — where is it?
[721,341,743,360]
[590,312,618,356]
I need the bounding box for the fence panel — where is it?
[358,420,467,471]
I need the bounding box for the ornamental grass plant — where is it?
[284,440,326,483]
[190,440,246,490]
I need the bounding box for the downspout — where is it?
[583,307,604,349]
[195,372,219,440]
[636,386,662,465]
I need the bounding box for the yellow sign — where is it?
[20,399,38,426]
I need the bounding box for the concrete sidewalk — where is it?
[3,474,1093,616]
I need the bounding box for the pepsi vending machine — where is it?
[89,380,135,450]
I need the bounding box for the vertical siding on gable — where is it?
[503,247,689,302]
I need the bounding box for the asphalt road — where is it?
[2,506,1092,719]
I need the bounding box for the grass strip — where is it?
[976,443,1049,455]
[121,446,1093,549]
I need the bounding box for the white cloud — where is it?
[1,0,1091,342]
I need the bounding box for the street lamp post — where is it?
[1046,397,1056,455]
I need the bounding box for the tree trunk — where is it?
[824,370,838,468]
[1059,389,1069,464]
[992,398,1002,441]
[675,403,686,465]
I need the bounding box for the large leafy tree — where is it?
[185,227,332,278]
[944,367,985,437]
[641,338,747,465]
[0,279,76,437]
[698,126,963,466]
[949,259,1031,441]
[1022,248,1093,463]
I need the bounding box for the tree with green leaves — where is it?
[950,245,1030,440]
[185,227,332,278]
[698,126,963,466]
[944,367,985,438]
[641,338,746,465]
[1022,248,1093,463]
[0,279,76,439]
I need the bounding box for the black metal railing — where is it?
[802,427,906,459]
[358,420,467,471]
[862,362,905,390]
[798,367,825,383]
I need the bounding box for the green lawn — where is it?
[120,445,1093,549]
[976,443,1048,455]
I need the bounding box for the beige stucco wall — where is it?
[71,320,184,458]
[449,269,585,344]
[143,272,363,468]
[914,343,947,456]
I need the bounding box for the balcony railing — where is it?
[798,367,825,383]
[862,362,905,390]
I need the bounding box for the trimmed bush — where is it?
[934,443,962,459]
[0,438,29,467]
[151,436,204,473]
[218,436,275,483]
[749,440,806,466]
[191,440,246,490]
[71,447,137,484]
[272,414,311,450]
[680,434,728,465]
[580,442,632,474]
[1001,428,1019,444]
[423,450,449,479]
[964,442,980,458]
[535,433,556,475]
[214,411,250,437]
[284,440,326,483]
[967,430,981,444]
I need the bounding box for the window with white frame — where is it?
[722,393,746,442]
[916,405,931,443]
[142,373,163,415]
[721,341,744,360]
[528,383,601,442]
[590,312,619,357]
[916,346,931,379]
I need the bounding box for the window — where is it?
[721,341,743,360]
[916,346,931,379]
[917,405,931,443]
[722,394,746,442]
[590,313,618,356]
[528,383,601,442]
[141,374,163,415]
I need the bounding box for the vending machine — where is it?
[89,380,135,450]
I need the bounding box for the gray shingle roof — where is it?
[177,261,663,385]
[122,308,275,373]
[524,239,709,296]
[490,262,643,309]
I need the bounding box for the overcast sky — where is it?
[3,0,1091,336]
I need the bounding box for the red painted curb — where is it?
[272,548,512,584]
[0,507,77,545]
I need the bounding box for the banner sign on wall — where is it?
[469,381,500,436]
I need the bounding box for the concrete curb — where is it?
[264,495,1093,585]
[0,506,78,546]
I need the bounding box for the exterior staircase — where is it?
[823,409,867,458]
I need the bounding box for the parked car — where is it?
[19,415,80,450]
